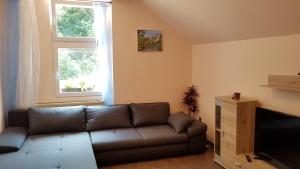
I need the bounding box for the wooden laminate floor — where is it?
[101,147,223,169]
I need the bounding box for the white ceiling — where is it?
[142,0,300,44]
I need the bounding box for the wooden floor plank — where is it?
[101,147,223,169]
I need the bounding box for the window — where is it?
[52,0,100,97]
[54,1,96,39]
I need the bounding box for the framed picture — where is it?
[137,30,162,52]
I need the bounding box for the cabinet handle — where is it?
[222,131,225,137]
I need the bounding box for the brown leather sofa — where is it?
[0,102,207,169]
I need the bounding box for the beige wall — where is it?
[37,0,192,112]
[192,34,300,141]
[112,0,191,112]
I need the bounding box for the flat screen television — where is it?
[255,107,300,169]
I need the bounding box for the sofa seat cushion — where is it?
[0,127,28,153]
[90,126,188,153]
[136,125,188,147]
[90,128,144,152]
[0,132,97,169]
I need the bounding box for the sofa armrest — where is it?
[168,112,194,133]
[0,127,28,153]
[187,121,207,137]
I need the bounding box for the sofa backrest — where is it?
[7,102,171,133]
[8,109,29,128]
[130,102,170,127]
[86,105,132,131]
[28,106,86,135]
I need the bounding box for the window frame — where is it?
[51,0,102,98]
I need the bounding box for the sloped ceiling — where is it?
[142,0,300,44]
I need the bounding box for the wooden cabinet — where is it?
[214,96,258,169]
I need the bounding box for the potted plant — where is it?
[182,85,199,119]
[62,83,81,92]
[79,80,96,92]
[79,80,87,92]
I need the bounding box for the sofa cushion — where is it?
[0,127,27,153]
[86,105,131,131]
[0,132,97,169]
[130,102,170,127]
[90,128,144,152]
[168,112,195,133]
[29,106,85,135]
[8,109,29,128]
[136,125,188,146]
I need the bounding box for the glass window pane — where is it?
[55,4,95,38]
[58,48,100,93]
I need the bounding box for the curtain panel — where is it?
[1,0,40,130]
[16,0,40,108]
[1,0,20,129]
[94,2,114,105]
[0,0,5,132]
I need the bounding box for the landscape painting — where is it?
[138,30,162,52]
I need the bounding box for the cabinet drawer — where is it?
[220,151,237,169]
[221,136,236,152]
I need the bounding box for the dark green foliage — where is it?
[58,49,98,80]
[59,54,80,80]
[56,6,95,37]
[183,85,199,118]
[68,49,98,76]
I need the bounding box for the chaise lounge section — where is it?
[0,102,207,169]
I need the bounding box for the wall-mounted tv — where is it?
[255,107,300,169]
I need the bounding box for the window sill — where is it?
[55,37,97,43]
[56,91,102,98]
[37,100,103,107]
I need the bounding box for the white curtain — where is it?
[94,2,114,105]
[0,1,5,133]
[16,0,40,108]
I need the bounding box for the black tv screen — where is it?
[255,107,300,169]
